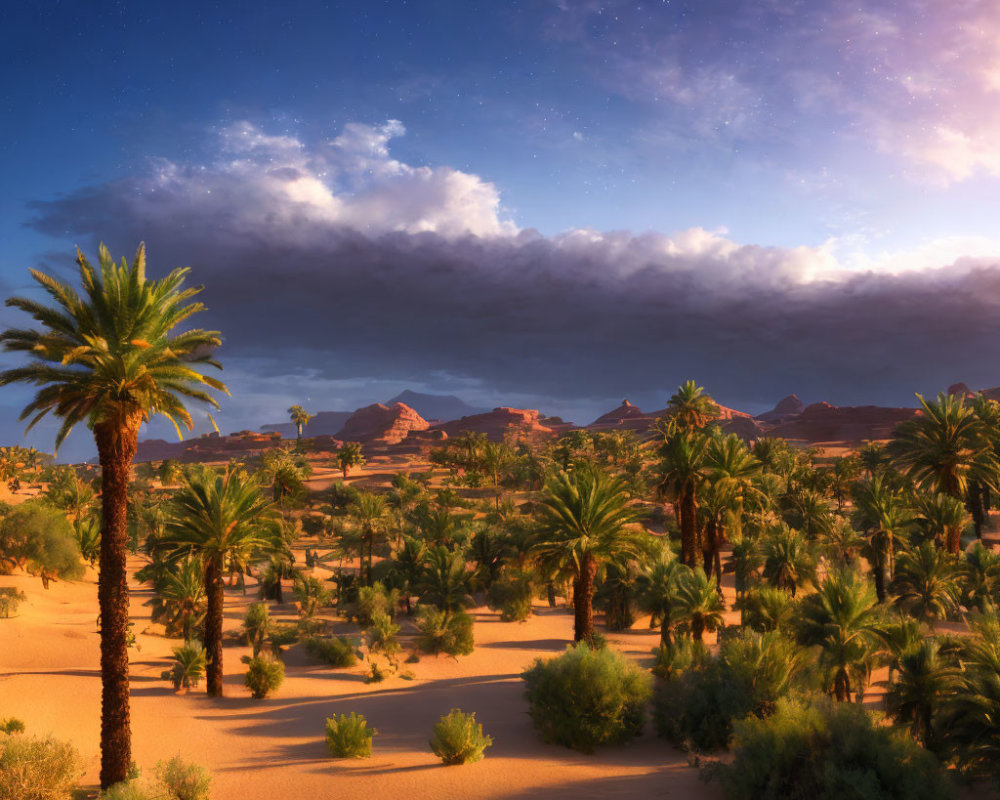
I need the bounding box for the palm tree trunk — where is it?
[680,489,700,570]
[204,554,225,697]
[573,554,597,642]
[659,611,673,647]
[94,416,140,790]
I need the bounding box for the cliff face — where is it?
[767,403,918,442]
[433,407,555,442]
[757,394,806,423]
[335,402,430,445]
[590,399,646,426]
[136,430,285,464]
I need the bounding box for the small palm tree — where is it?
[162,467,277,696]
[674,568,724,642]
[288,404,313,441]
[533,466,642,641]
[243,602,272,657]
[348,491,389,585]
[962,541,1000,611]
[666,380,719,430]
[162,640,207,691]
[149,556,207,640]
[912,492,971,555]
[636,549,689,646]
[884,638,960,751]
[796,568,884,702]
[891,542,960,626]
[0,244,225,788]
[417,546,474,616]
[761,525,814,597]
[337,442,366,478]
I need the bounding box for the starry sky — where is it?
[4,0,1000,460]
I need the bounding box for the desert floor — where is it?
[0,552,721,800]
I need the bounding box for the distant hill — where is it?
[386,390,489,422]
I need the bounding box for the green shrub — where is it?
[0,718,25,735]
[353,581,398,626]
[710,696,953,800]
[242,602,272,656]
[654,630,805,752]
[161,641,207,690]
[100,781,154,800]
[0,734,80,800]
[155,756,211,800]
[522,643,652,753]
[364,660,388,683]
[0,588,26,618]
[486,573,533,622]
[325,712,376,758]
[244,654,285,699]
[268,623,299,653]
[0,503,84,588]
[303,635,358,667]
[430,709,494,765]
[365,612,401,658]
[651,637,709,681]
[416,608,474,656]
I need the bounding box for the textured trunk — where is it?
[946,525,961,555]
[872,531,887,603]
[573,553,597,642]
[94,416,140,790]
[204,554,225,697]
[659,610,673,648]
[834,669,851,702]
[680,489,700,570]
[691,616,705,642]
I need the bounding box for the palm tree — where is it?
[0,243,225,788]
[533,466,642,641]
[761,525,814,597]
[148,556,207,640]
[417,545,474,615]
[962,541,1000,611]
[666,380,719,430]
[288,404,312,442]
[796,568,884,702]
[883,638,960,751]
[636,550,689,646]
[853,475,911,602]
[891,542,960,626]
[674,568,725,642]
[891,392,999,542]
[348,491,389,585]
[337,441,366,478]
[912,491,970,555]
[656,427,709,569]
[162,467,276,696]
[481,439,513,512]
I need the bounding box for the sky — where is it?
[4,0,1000,461]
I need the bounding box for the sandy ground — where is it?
[0,558,719,800]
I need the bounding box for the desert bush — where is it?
[99,781,155,800]
[242,602,272,656]
[303,635,358,667]
[654,630,806,752]
[268,623,300,653]
[0,502,84,588]
[0,718,24,735]
[710,696,953,800]
[522,643,652,753]
[161,641,207,690]
[156,756,212,800]
[364,660,388,683]
[0,587,26,618]
[430,709,493,765]
[365,612,401,658]
[735,584,796,633]
[486,573,533,622]
[293,572,332,617]
[651,637,709,681]
[416,607,474,656]
[325,712,376,758]
[352,581,399,626]
[0,734,80,800]
[244,654,285,699]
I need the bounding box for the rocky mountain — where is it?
[589,399,647,426]
[767,402,917,442]
[756,394,806,423]
[433,407,555,441]
[336,402,430,444]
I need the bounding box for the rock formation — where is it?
[335,402,429,445]
[433,407,555,442]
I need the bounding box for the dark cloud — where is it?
[21,121,1000,427]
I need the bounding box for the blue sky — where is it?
[4,0,1000,460]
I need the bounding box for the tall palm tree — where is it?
[853,474,911,602]
[533,466,642,641]
[883,638,960,751]
[349,491,389,585]
[891,392,999,542]
[288,404,312,442]
[891,542,960,626]
[796,568,884,702]
[0,243,225,788]
[656,427,709,569]
[162,467,276,696]
[674,568,725,642]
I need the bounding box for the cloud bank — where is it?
[23,121,1000,426]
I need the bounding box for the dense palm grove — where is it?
[2,249,1000,798]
